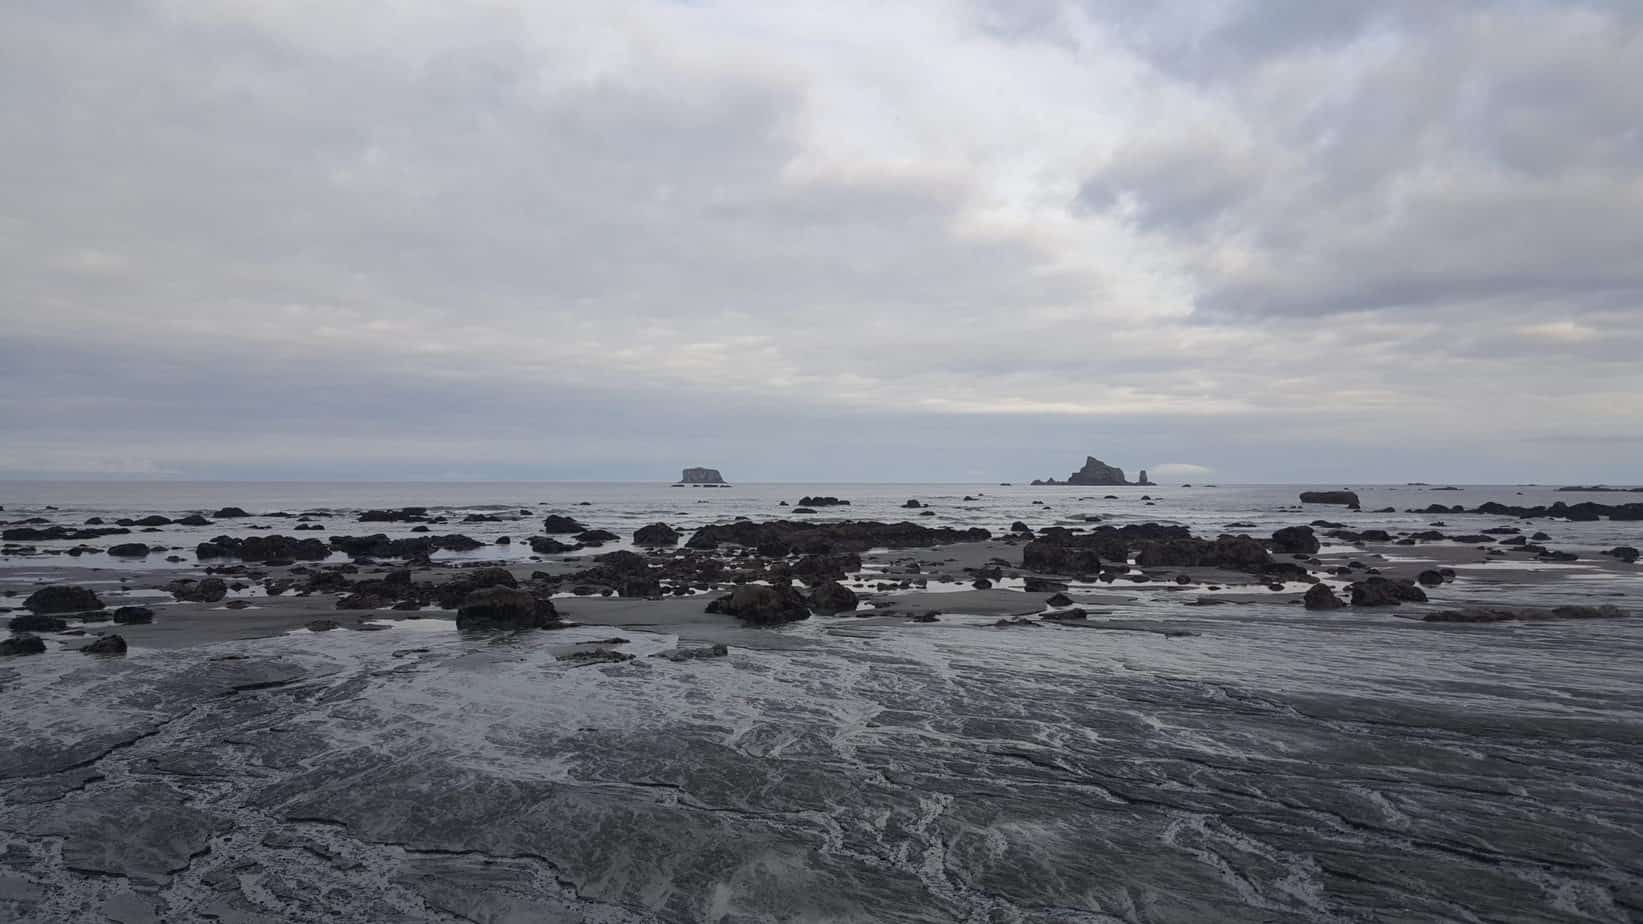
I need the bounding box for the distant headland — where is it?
[1030,456,1154,486]
[674,467,730,487]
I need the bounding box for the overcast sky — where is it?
[3,1,1640,483]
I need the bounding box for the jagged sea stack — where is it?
[1031,456,1138,486]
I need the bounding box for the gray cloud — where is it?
[2,1,1641,483]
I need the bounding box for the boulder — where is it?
[1603,546,1640,564]
[306,619,342,632]
[112,606,155,625]
[1304,584,1344,609]
[808,580,859,613]
[796,496,851,507]
[23,585,105,615]
[81,634,127,655]
[167,578,228,603]
[1416,569,1445,586]
[0,634,46,657]
[10,612,69,632]
[1270,525,1320,554]
[176,514,212,526]
[455,587,557,630]
[574,529,620,544]
[1299,491,1360,507]
[633,523,681,546]
[1349,578,1428,607]
[902,499,923,508]
[542,515,588,534]
[705,583,810,625]
[212,507,252,518]
[1022,541,1101,574]
[529,536,576,554]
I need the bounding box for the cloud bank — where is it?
[3,1,1640,482]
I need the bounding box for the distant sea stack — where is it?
[1031,456,1154,486]
[675,467,730,487]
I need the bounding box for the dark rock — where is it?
[167,578,228,603]
[1349,578,1428,607]
[542,515,588,534]
[1300,491,1361,507]
[705,583,810,625]
[358,507,430,523]
[132,515,172,527]
[196,534,330,562]
[112,606,155,625]
[529,536,576,554]
[1416,570,1445,586]
[0,634,46,656]
[1603,546,1640,563]
[686,520,989,555]
[23,585,105,614]
[455,586,557,630]
[1023,577,1068,593]
[1424,605,1628,623]
[1045,592,1074,607]
[1031,456,1136,486]
[808,580,859,613]
[797,496,851,507]
[10,612,69,632]
[306,619,342,631]
[213,507,252,518]
[176,514,212,526]
[80,634,127,655]
[902,499,923,508]
[633,523,681,546]
[574,529,620,544]
[1270,525,1320,554]
[677,467,727,485]
[656,643,730,662]
[1022,541,1100,574]
[1303,584,1345,610]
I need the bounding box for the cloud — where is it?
[2,0,1641,483]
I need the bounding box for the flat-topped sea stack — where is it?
[1032,456,1153,486]
[675,466,730,487]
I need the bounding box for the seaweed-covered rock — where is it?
[167,577,228,603]
[112,606,155,625]
[542,515,588,534]
[0,634,46,657]
[1271,525,1320,554]
[1303,584,1344,610]
[705,583,810,625]
[1300,490,1361,506]
[81,634,127,655]
[455,587,557,629]
[1349,578,1427,607]
[10,612,69,632]
[23,585,105,615]
[633,523,681,546]
[808,580,859,613]
[1022,541,1101,574]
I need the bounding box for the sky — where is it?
[2,0,1640,484]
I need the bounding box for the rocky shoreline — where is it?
[1,490,1640,922]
